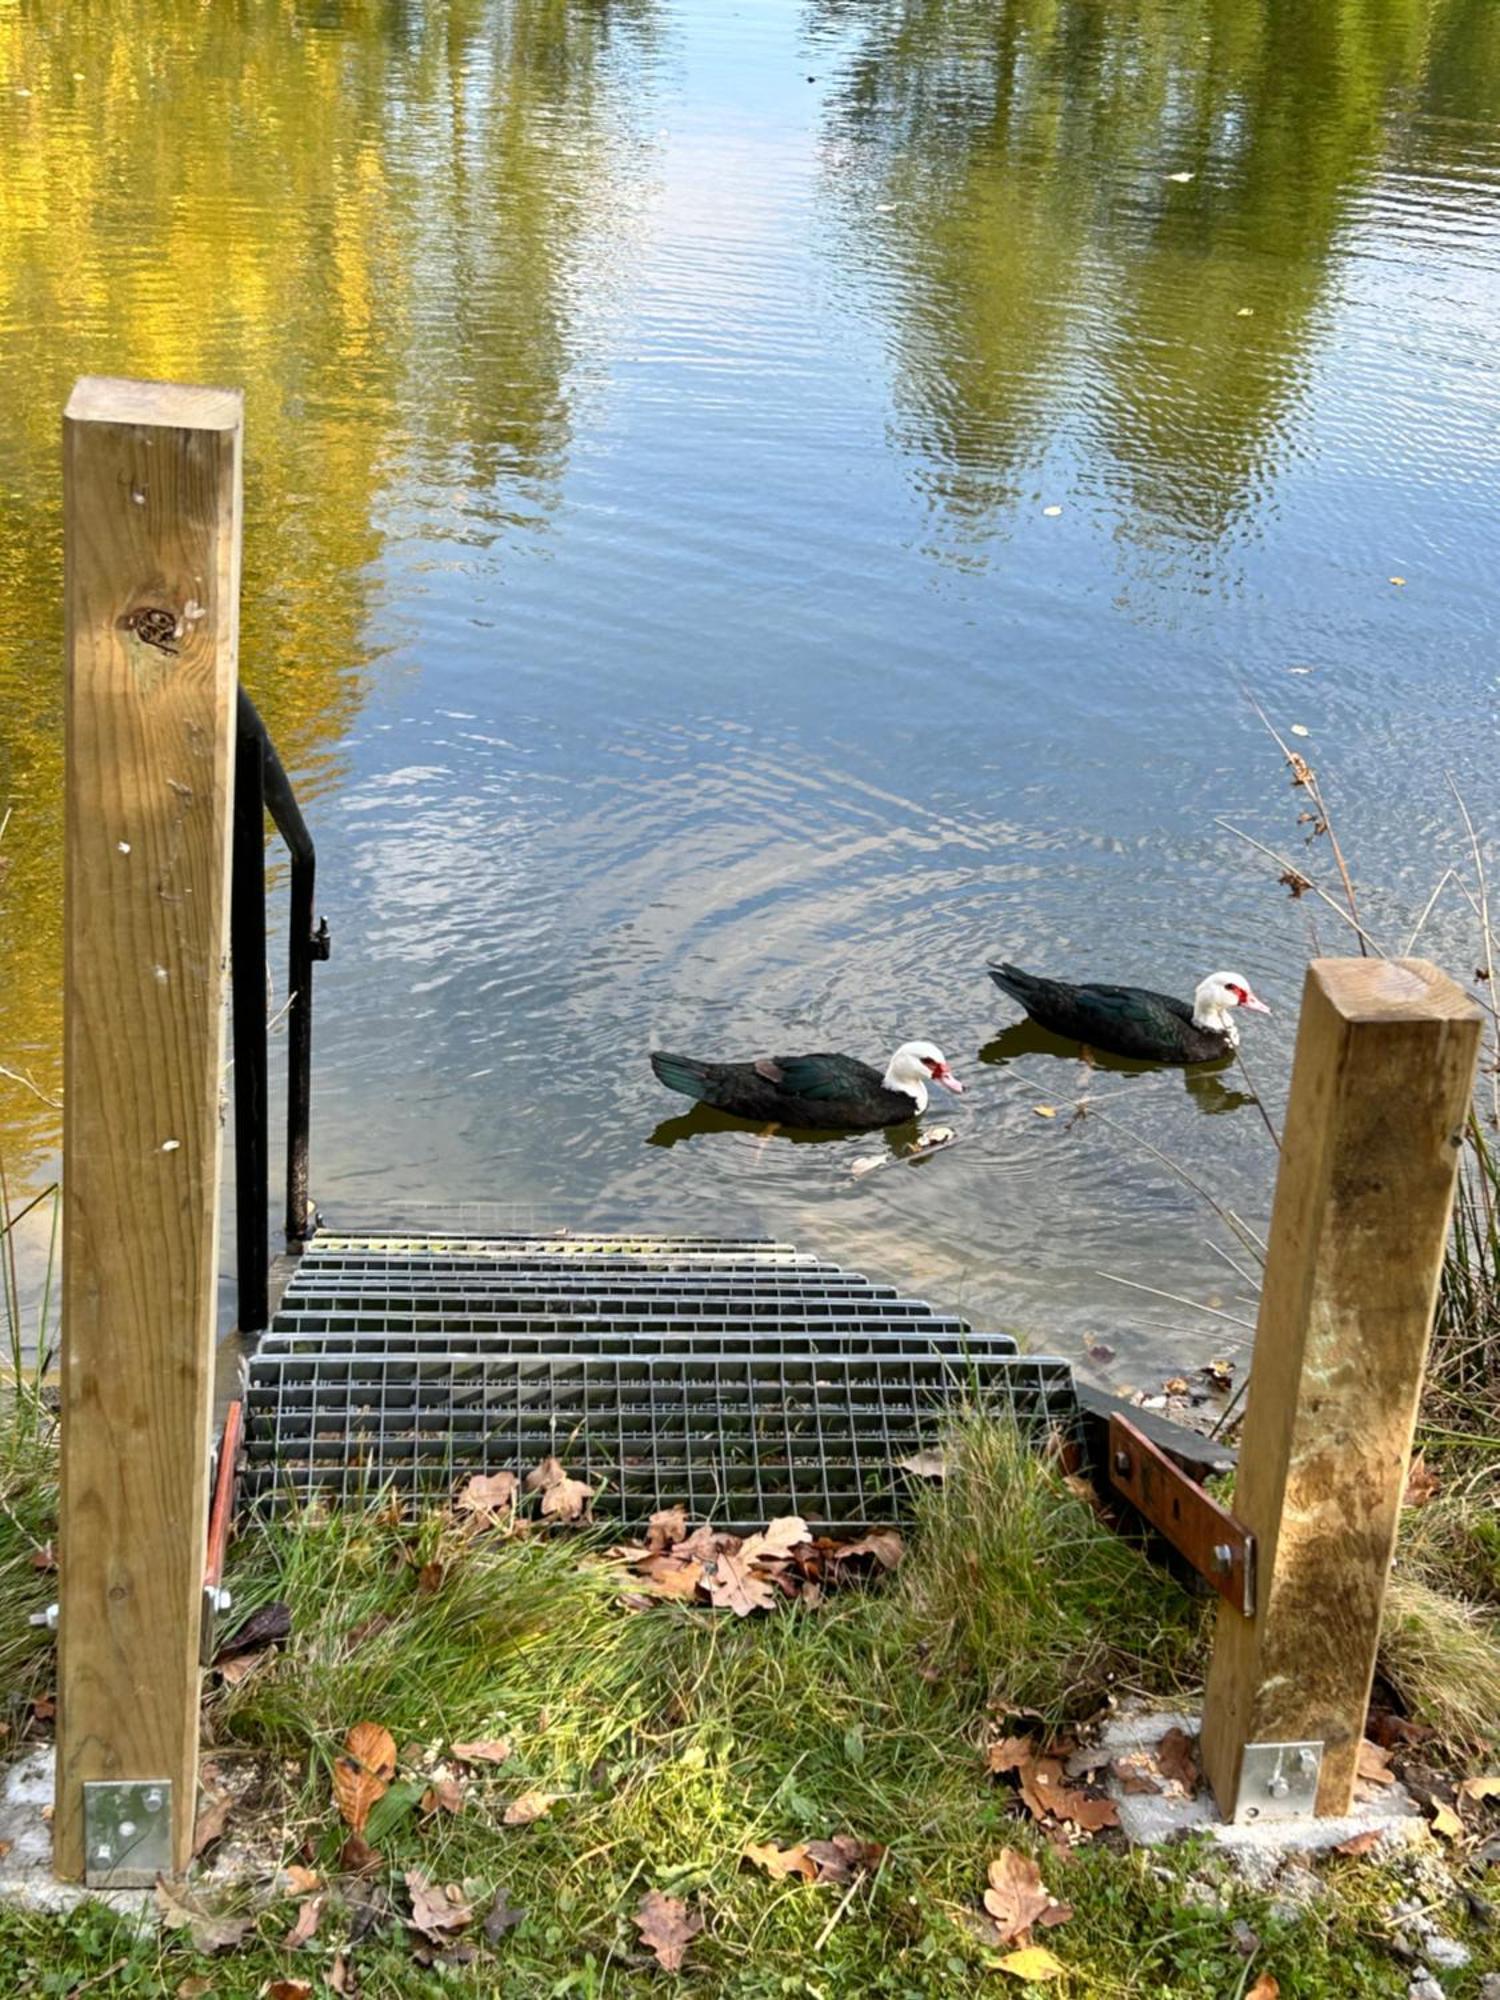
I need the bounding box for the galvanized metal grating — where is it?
[244,1227,1076,1527]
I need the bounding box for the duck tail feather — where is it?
[650,1052,713,1102]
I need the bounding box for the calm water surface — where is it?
[4,0,1500,1379]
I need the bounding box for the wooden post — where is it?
[56,378,242,1880]
[1201,958,1480,1820]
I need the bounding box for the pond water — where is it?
[3,0,1500,1381]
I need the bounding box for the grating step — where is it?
[253,1329,1020,1362]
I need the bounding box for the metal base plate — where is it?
[83,1779,173,1886]
[1232,1741,1323,1824]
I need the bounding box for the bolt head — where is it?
[1113,1449,1131,1475]
[1211,1543,1234,1571]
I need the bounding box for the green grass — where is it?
[1,1413,1490,1996]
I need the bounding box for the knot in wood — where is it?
[118,606,181,655]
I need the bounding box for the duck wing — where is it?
[989,964,1203,1061]
[650,1050,892,1126]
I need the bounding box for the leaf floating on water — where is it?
[1033,1105,1057,1119]
[1390,575,1407,585]
[1237,306,1255,317]
[1042,505,1063,517]
[849,1155,885,1179]
[1166,170,1195,182]
[1290,724,1310,737]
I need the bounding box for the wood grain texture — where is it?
[56,377,242,1879]
[1201,958,1481,1818]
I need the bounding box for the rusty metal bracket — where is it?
[1108,1412,1255,1615]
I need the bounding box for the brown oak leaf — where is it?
[706,1548,777,1616]
[153,1875,255,1954]
[502,1789,560,1826]
[743,1839,818,1882]
[456,1471,519,1519]
[986,1735,1034,1777]
[1155,1727,1199,1792]
[982,1848,1072,1946]
[826,1529,903,1570]
[804,1834,884,1884]
[1111,1754,1162,1796]
[635,1555,705,1600]
[634,1889,703,1972]
[525,1457,595,1521]
[191,1791,233,1857]
[405,1869,473,1945]
[647,1506,688,1551]
[333,1722,398,1835]
[739,1517,811,1564]
[450,1737,512,1766]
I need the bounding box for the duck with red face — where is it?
[987,963,1269,1065]
[650,1039,963,1131]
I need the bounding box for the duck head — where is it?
[1192,972,1271,1047]
[884,1041,964,1112]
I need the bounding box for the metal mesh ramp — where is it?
[243,1228,1077,1527]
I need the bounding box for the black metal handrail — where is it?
[232,689,330,1333]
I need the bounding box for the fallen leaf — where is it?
[1459,1775,1500,1802]
[898,1448,947,1480]
[804,1834,884,1884]
[334,1722,398,1836]
[1237,306,1255,317]
[744,1839,818,1882]
[281,1893,324,1949]
[1333,1829,1382,1857]
[502,1789,561,1826]
[997,1944,1065,1980]
[1430,1800,1464,1841]
[214,1600,291,1660]
[217,1648,269,1687]
[635,1555,705,1600]
[1166,170,1194,182]
[1162,1376,1190,1396]
[338,1832,383,1877]
[416,1560,445,1595]
[1042,506,1063,518]
[1403,1453,1440,1507]
[1086,1342,1116,1364]
[982,1848,1072,1946]
[329,1954,359,1997]
[484,1886,526,1940]
[1356,1739,1395,1787]
[176,1980,214,1999]
[827,1529,903,1570]
[1015,1754,1118,1832]
[634,1889,703,1973]
[267,1983,314,2000]
[1112,1754,1162,1796]
[421,1776,464,1816]
[1155,1727,1199,1792]
[343,1612,394,1657]
[192,1791,233,1857]
[525,1457,595,1521]
[450,1737,512,1766]
[1246,1977,1280,2000]
[284,1864,321,1895]
[1033,1105,1057,1119]
[1390,575,1406,586]
[987,1736,1034,1777]
[706,1548,777,1616]
[31,1695,55,1723]
[153,1875,255,1954]
[1290,725,1310,738]
[455,1470,519,1518]
[739,1516,811,1562]
[30,1543,55,1572]
[647,1506,687,1551]
[405,1869,473,1946]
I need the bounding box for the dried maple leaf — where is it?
[191,1791,233,1857]
[153,1875,255,1954]
[982,1849,1071,1946]
[743,1839,818,1882]
[634,1889,703,1973]
[450,1737,512,1766]
[502,1789,561,1826]
[706,1548,777,1616]
[1155,1727,1199,1792]
[405,1869,473,1945]
[456,1471,519,1518]
[804,1834,884,1884]
[647,1506,688,1551]
[333,1722,398,1835]
[281,1892,324,1949]
[1355,1739,1395,1787]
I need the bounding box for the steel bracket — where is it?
[1231,1741,1323,1823]
[1107,1412,1255,1614]
[83,1779,173,1887]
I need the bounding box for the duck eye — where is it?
[1228,984,1247,1003]
[921,1057,941,1075]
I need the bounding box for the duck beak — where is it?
[1240,990,1272,1015]
[934,1064,964,1094]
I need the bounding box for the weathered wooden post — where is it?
[56,378,242,1881]
[1201,958,1480,1821]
